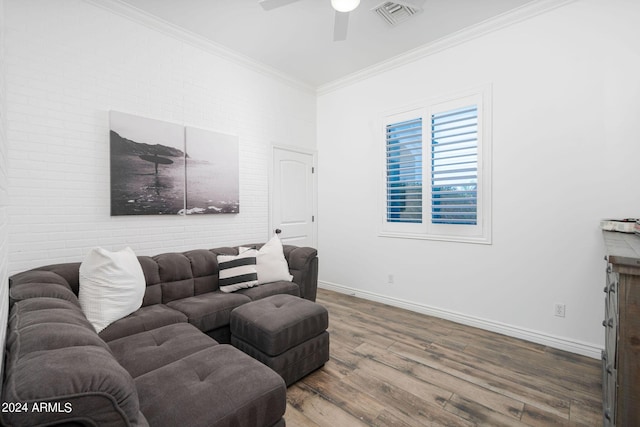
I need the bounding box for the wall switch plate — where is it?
[554,303,566,318]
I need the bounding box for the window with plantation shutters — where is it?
[381,87,492,244]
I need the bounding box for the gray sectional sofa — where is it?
[2,244,319,427]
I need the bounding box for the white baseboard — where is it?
[319,280,603,359]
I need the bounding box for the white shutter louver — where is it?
[386,118,423,223]
[430,105,478,225]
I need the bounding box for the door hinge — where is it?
[312,216,315,222]
[312,167,315,173]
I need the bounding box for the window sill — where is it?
[378,230,492,245]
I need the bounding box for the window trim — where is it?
[379,85,492,244]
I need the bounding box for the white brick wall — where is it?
[0,0,10,389]
[4,0,316,274]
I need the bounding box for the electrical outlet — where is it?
[554,303,566,318]
[387,274,394,284]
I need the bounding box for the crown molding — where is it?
[83,0,315,94]
[317,0,578,95]
[84,0,577,96]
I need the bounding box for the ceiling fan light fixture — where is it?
[331,0,360,13]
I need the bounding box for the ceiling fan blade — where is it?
[333,11,350,41]
[258,0,302,11]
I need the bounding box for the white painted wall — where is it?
[4,0,316,274]
[317,0,640,357]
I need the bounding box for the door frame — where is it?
[269,144,318,248]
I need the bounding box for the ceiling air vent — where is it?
[372,1,422,26]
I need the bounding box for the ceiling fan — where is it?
[259,0,425,41]
[259,0,361,41]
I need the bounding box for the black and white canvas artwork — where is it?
[109,111,239,216]
[110,111,185,216]
[185,127,239,214]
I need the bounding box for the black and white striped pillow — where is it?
[217,249,259,293]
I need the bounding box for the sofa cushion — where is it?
[7,297,90,329]
[9,267,78,291]
[9,281,80,309]
[184,249,220,294]
[134,345,286,427]
[108,323,218,378]
[99,304,188,342]
[236,280,300,301]
[6,298,110,357]
[12,322,111,357]
[167,291,250,332]
[155,252,195,303]
[79,247,146,333]
[137,253,198,305]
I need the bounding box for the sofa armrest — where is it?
[2,299,143,427]
[2,346,143,427]
[283,246,318,302]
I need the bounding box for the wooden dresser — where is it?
[602,231,640,426]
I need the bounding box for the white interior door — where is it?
[271,147,316,247]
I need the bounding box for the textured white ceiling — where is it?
[117,0,537,87]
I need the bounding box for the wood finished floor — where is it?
[285,289,602,426]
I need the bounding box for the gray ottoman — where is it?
[230,294,330,386]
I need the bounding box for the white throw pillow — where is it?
[218,249,259,293]
[255,235,293,285]
[78,247,145,333]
